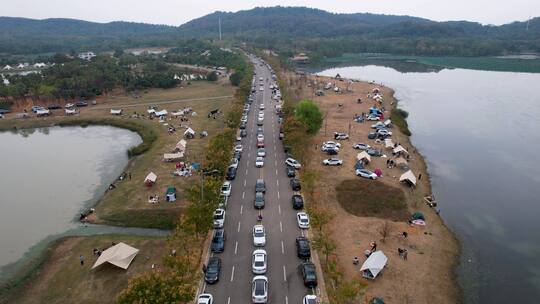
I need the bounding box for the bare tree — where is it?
[378,221,391,243]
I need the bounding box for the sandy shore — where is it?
[284,72,461,303]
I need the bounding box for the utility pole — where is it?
[219,16,222,40]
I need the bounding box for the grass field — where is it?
[5,235,166,304]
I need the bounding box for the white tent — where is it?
[184,127,195,138]
[171,110,184,117]
[400,170,417,186]
[395,157,408,167]
[360,251,388,279]
[155,109,168,116]
[92,242,139,270]
[163,152,184,161]
[110,109,122,115]
[147,109,156,114]
[384,138,394,149]
[144,172,157,183]
[175,139,187,152]
[393,145,408,154]
[383,119,392,127]
[357,151,371,163]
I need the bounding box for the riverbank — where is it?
[285,72,461,302]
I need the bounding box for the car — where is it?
[286,166,296,178]
[259,104,265,110]
[376,129,392,137]
[367,132,377,139]
[221,181,231,197]
[353,143,371,150]
[47,104,62,110]
[254,192,265,209]
[321,145,339,153]
[323,158,343,166]
[240,122,247,130]
[355,169,378,180]
[240,130,247,137]
[325,148,339,155]
[259,87,264,91]
[292,194,304,210]
[255,179,266,193]
[285,158,301,169]
[303,295,317,304]
[367,114,380,121]
[279,132,284,140]
[234,144,243,153]
[230,157,239,168]
[255,157,265,168]
[296,237,311,259]
[257,148,266,157]
[253,225,266,246]
[322,141,341,148]
[257,141,265,148]
[226,166,237,180]
[367,148,383,157]
[31,106,46,113]
[233,150,242,161]
[299,262,318,288]
[204,257,221,284]
[297,212,310,229]
[197,293,214,304]
[257,118,264,126]
[64,103,75,109]
[257,134,264,141]
[252,276,268,303]
[334,132,349,140]
[213,209,226,228]
[290,178,301,191]
[211,229,226,253]
[257,127,264,135]
[75,100,88,107]
[371,122,385,129]
[252,249,267,274]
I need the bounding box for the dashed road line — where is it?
[242,191,245,199]
[234,241,238,255]
[278,205,281,215]
[227,297,231,304]
[237,221,241,233]
[240,204,243,214]
[244,179,247,186]
[281,240,285,254]
[280,221,283,232]
[277,191,280,199]
[275,169,278,175]
[276,180,279,186]
[230,266,235,282]
[283,265,287,282]
[285,296,289,304]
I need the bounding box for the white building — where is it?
[33,63,46,68]
[78,52,96,61]
[3,65,13,71]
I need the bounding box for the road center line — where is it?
[275,169,278,175]
[286,296,289,304]
[230,266,235,282]
[281,240,285,254]
[242,191,245,199]
[277,191,280,199]
[234,241,238,255]
[276,180,279,186]
[278,205,281,215]
[237,221,241,233]
[244,179,247,186]
[240,205,243,214]
[280,221,283,232]
[227,297,231,304]
[245,168,248,175]
[283,265,287,282]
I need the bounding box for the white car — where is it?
[252,276,268,303]
[355,169,378,180]
[253,225,266,246]
[303,295,317,304]
[297,212,310,229]
[259,87,264,91]
[255,157,265,168]
[252,249,267,274]
[221,181,231,197]
[234,145,243,153]
[241,116,248,123]
[367,114,380,121]
[352,143,371,150]
[260,104,265,110]
[213,209,226,228]
[322,141,341,148]
[197,293,214,304]
[323,158,343,166]
[285,158,301,169]
[230,157,239,168]
[257,134,264,141]
[257,148,266,157]
[333,132,349,140]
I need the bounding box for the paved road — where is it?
[202,57,316,303]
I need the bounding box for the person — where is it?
[403,249,408,260]
[398,248,404,258]
[402,231,408,238]
[79,255,85,266]
[93,248,98,256]
[257,214,263,221]
[171,249,177,257]
[97,250,102,256]
[370,241,377,252]
[418,173,422,180]
[129,172,132,180]
[353,256,359,265]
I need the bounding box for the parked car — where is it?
[255,179,266,193]
[211,229,226,253]
[322,158,343,166]
[259,103,265,110]
[296,237,311,259]
[204,257,221,284]
[367,132,377,139]
[333,132,349,140]
[367,148,383,157]
[253,225,266,246]
[299,262,318,288]
[322,141,341,148]
[257,127,264,135]
[353,143,371,150]
[240,122,247,130]
[292,194,304,210]
[221,181,231,197]
[279,132,284,140]
[257,134,264,141]
[371,122,385,129]
[257,141,265,148]
[325,148,339,155]
[234,145,243,153]
[197,293,214,304]
[47,104,62,110]
[290,178,301,191]
[286,166,296,178]
[376,129,392,137]
[296,212,310,229]
[252,249,267,274]
[285,158,301,169]
[303,295,317,304]
[75,100,88,107]
[257,148,266,157]
[257,118,264,126]
[321,145,339,153]
[255,157,265,168]
[226,166,237,180]
[31,106,46,113]
[240,130,247,137]
[252,276,268,303]
[233,151,242,161]
[230,157,239,168]
[213,209,226,228]
[366,114,380,121]
[355,169,378,180]
[254,192,265,209]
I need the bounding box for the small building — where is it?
[33,62,47,68]
[3,65,13,71]
[78,52,96,61]
[144,172,157,187]
[291,53,310,64]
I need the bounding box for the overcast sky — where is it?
[2,0,538,26]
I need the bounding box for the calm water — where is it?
[0,126,142,276]
[316,65,540,303]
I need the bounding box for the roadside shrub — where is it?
[295,99,323,134]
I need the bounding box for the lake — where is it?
[0,126,142,278]
[315,64,540,303]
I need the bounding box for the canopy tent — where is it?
[369,107,382,115]
[412,211,425,221]
[163,152,184,162]
[357,151,371,163]
[36,109,50,116]
[360,251,388,279]
[383,119,392,127]
[144,172,157,184]
[393,145,409,155]
[184,127,195,139]
[110,109,122,115]
[92,242,139,270]
[155,109,168,117]
[147,109,156,114]
[171,110,184,117]
[399,170,417,186]
[166,186,177,202]
[395,157,408,166]
[175,139,187,152]
[384,139,394,149]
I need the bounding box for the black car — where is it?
[211,229,226,253]
[240,130,247,137]
[47,104,62,110]
[75,101,88,107]
[367,132,377,140]
[254,192,265,209]
[296,237,311,259]
[292,194,304,210]
[226,166,237,180]
[325,148,338,155]
[367,149,383,157]
[233,151,242,161]
[255,179,266,193]
[286,166,296,178]
[204,257,221,284]
[240,122,247,130]
[290,178,301,191]
[299,262,318,288]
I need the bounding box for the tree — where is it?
[295,99,323,134]
[206,71,218,81]
[113,49,124,58]
[312,233,336,266]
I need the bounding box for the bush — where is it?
[295,99,323,134]
[390,108,411,136]
[206,71,218,81]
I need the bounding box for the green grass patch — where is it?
[390,108,411,136]
[336,179,408,221]
[101,209,182,230]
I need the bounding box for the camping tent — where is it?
[175,139,187,152]
[144,172,157,186]
[357,151,371,163]
[184,127,195,139]
[393,145,408,155]
[155,109,168,117]
[399,170,417,186]
[163,152,184,162]
[384,139,394,149]
[166,186,177,202]
[92,242,139,270]
[395,157,408,167]
[110,109,122,115]
[360,251,388,279]
[147,109,156,114]
[383,119,392,127]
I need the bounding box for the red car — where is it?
[257,141,265,148]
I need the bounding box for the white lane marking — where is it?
[280,221,283,232]
[231,266,235,282]
[275,160,277,166]
[274,146,276,151]
[301,230,305,237]
[275,169,278,175]
[237,221,241,232]
[244,180,247,186]
[281,241,285,254]
[277,191,280,199]
[283,265,287,282]
[285,296,289,304]
[246,168,248,175]
[240,205,243,214]
[234,241,238,255]
[227,297,231,304]
[202,282,206,293]
[278,205,281,215]
[276,180,279,186]
[242,191,245,199]
[248,152,250,158]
